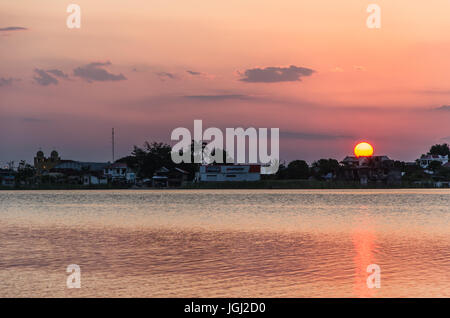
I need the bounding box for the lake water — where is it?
[0,189,449,297]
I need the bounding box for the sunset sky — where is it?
[1,0,450,165]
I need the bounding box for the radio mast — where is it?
[112,128,115,162]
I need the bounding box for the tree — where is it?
[207,148,233,164]
[428,161,442,172]
[429,143,450,156]
[172,140,233,179]
[286,160,310,179]
[311,158,340,179]
[393,160,405,170]
[117,141,232,180]
[274,162,288,179]
[117,142,173,179]
[402,169,433,183]
[16,160,35,184]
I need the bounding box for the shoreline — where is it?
[0,180,444,190]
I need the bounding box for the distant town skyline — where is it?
[1,1,450,165]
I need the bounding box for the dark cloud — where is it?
[0,26,27,32]
[239,65,315,83]
[33,69,58,86]
[186,70,201,76]
[0,77,14,87]
[183,94,251,101]
[281,131,355,140]
[73,62,126,82]
[47,69,69,79]
[186,70,214,79]
[434,105,450,111]
[156,72,176,80]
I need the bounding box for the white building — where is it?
[418,154,448,168]
[197,165,261,182]
[104,163,136,183]
[83,174,108,186]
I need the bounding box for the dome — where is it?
[51,150,59,158]
[37,150,44,157]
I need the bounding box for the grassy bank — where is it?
[182,179,438,189]
[0,180,442,190]
[0,184,130,190]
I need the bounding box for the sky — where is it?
[1,0,450,166]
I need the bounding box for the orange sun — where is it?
[354,142,374,157]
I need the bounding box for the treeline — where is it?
[272,143,450,181]
[116,142,343,180]
[274,159,339,180]
[116,142,450,181]
[116,141,229,180]
[117,142,197,180]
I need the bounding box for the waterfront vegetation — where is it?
[1,179,440,190]
[1,142,449,189]
[183,179,440,189]
[0,183,130,191]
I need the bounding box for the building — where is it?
[0,169,15,187]
[33,149,138,185]
[197,164,261,182]
[34,150,110,176]
[418,154,448,168]
[340,155,401,185]
[152,167,169,187]
[53,160,109,172]
[152,167,189,187]
[82,174,108,186]
[342,155,392,167]
[51,157,110,184]
[103,163,136,183]
[34,150,61,175]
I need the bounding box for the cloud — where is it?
[156,72,176,81]
[239,65,315,83]
[281,131,355,140]
[186,70,201,76]
[183,94,251,101]
[73,62,126,82]
[33,69,58,86]
[47,69,69,79]
[186,70,215,79]
[0,26,27,32]
[434,105,450,111]
[353,65,366,71]
[0,77,14,87]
